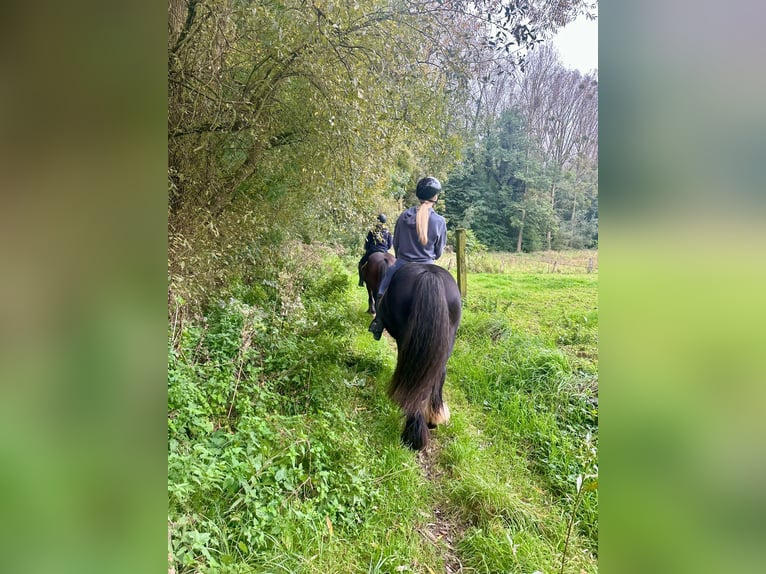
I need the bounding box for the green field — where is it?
[168,251,598,573]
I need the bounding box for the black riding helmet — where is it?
[377,213,387,223]
[415,176,442,201]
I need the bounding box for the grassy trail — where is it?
[350,263,598,573]
[377,332,463,570]
[168,252,597,573]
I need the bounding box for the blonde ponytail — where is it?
[416,201,433,245]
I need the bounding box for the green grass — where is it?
[444,269,599,563]
[440,249,598,275]
[168,250,598,573]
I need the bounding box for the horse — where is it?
[377,262,462,450]
[361,251,396,314]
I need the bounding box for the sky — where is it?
[550,12,598,73]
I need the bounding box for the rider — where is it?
[368,176,447,340]
[358,213,393,287]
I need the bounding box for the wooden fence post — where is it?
[456,228,467,297]
[587,258,594,273]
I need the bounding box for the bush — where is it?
[168,247,387,571]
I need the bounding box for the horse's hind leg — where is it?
[425,368,450,428]
[366,287,375,314]
[401,411,429,450]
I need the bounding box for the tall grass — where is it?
[168,248,598,573]
[440,249,598,275]
[447,271,598,552]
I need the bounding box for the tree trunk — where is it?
[213,0,233,77]
[168,0,187,47]
[547,182,556,250]
[516,208,526,252]
[170,0,200,53]
[569,192,577,248]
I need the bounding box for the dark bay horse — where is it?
[377,263,461,450]
[361,251,396,314]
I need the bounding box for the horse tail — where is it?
[389,267,451,448]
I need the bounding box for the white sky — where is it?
[550,13,598,73]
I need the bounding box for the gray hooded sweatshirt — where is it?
[393,205,447,263]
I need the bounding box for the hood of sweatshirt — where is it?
[399,206,419,227]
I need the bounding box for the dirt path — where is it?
[381,333,468,573]
[417,436,468,574]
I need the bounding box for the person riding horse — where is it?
[358,213,393,287]
[367,177,459,450]
[368,176,447,340]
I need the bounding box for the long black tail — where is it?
[389,268,451,449]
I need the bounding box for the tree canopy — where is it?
[168,0,596,302]
[444,45,598,252]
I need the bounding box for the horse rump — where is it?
[382,263,459,450]
[388,269,451,412]
[362,252,395,314]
